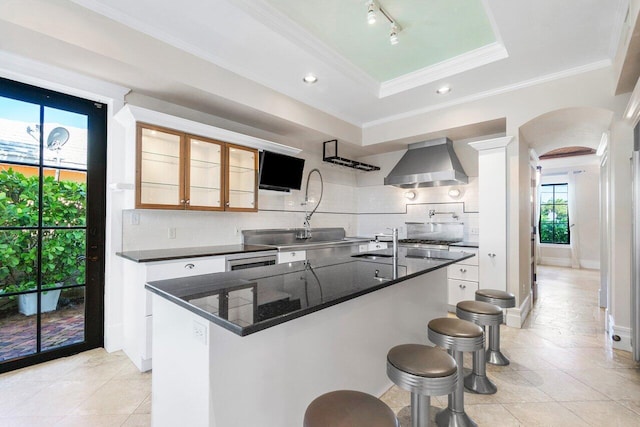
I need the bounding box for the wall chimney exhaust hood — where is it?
[384,138,468,188]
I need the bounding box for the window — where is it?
[539,183,569,244]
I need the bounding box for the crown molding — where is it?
[469,136,514,151]
[363,59,612,129]
[379,42,508,97]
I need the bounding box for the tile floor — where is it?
[0,265,638,426]
[381,266,640,426]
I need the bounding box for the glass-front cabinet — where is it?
[226,144,257,211]
[136,124,257,212]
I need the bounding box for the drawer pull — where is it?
[488,253,496,258]
[291,252,296,256]
[459,284,466,289]
[184,263,195,270]
[460,268,467,273]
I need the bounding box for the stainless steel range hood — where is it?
[384,138,468,188]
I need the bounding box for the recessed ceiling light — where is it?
[389,24,399,45]
[436,86,451,95]
[303,73,318,84]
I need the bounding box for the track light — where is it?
[367,1,376,24]
[366,1,402,45]
[389,24,398,45]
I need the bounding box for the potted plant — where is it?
[0,168,86,315]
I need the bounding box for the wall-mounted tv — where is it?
[258,151,306,192]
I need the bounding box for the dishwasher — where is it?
[224,251,278,271]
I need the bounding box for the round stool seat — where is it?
[386,345,457,427]
[428,318,484,352]
[303,390,398,427]
[457,301,504,326]
[475,289,516,308]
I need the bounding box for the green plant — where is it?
[0,168,86,296]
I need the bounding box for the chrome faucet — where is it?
[297,168,323,240]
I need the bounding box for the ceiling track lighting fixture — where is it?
[366,0,402,45]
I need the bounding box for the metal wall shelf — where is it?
[322,140,380,172]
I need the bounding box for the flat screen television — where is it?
[258,151,305,192]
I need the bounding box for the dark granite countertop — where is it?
[116,244,275,263]
[145,247,474,336]
[449,241,479,248]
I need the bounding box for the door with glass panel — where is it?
[225,143,257,211]
[0,77,106,372]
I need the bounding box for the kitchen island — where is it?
[146,247,474,427]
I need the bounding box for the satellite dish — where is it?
[46,127,70,150]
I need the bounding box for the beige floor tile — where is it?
[618,399,640,416]
[565,368,640,401]
[561,401,640,427]
[7,379,109,417]
[0,380,52,414]
[489,371,554,404]
[499,348,557,371]
[465,403,522,426]
[380,385,411,410]
[504,401,590,426]
[0,416,64,427]
[516,369,609,402]
[54,414,129,427]
[122,413,151,427]
[134,394,152,414]
[72,379,151,416]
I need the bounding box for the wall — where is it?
[538,164,601,269]
[354,150,479,241]
[120,151,359,251]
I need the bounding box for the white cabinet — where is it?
[277,250,307,264]
[470,137,513,292]
[122,255,226,371]
[447,247,479,309]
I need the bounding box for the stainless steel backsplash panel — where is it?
[405,222,463,241]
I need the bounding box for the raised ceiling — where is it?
[0,0,631,151]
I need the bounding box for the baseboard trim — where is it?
[506,291,532,328]
[579,259,600,270]
[538,257,600,270]
[607,313,632,352]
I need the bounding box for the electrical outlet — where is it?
[131,212,140,225]
[168,227,176,239]
[192,320,207,345]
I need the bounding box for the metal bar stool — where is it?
[303,390,399,427]
[427,318,484,427]
[386,344,458,427]
[456,301,503,394]
[475,289,516,366]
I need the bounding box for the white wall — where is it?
[355,150,479,241]
[538,164,601,269]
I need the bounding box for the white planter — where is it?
[17,285,62,316]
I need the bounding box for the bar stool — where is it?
[303,390,399,427]
[386,344,458,427]
[475,289,516,366]
[427,318,484,427]
[456,301,503,394]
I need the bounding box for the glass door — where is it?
[186,136,223,210]
[225,144,257,211]
[0,77,106,372]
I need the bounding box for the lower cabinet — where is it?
[122,255,226,372]
[447,247,479,310]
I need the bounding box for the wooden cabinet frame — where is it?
[135,123,258,212]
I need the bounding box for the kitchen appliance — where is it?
[384,137,468,188]
[224,251,278,271]
[258,150,305,192]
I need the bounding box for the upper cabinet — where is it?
[136,123,257,211]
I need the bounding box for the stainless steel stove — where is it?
[397,239,460,250]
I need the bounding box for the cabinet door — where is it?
[136,124,184,209]
[186,136,223,210]
[226,144,258,211]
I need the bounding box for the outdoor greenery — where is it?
[539,183,569,244]
[0,168,86,296]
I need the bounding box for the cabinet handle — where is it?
[225,202,230,207]
[292,252,296,256]
[185,199,190,205]
[180,199,185,204]
[488,253,496,258]
[459,284,466,289]
[184,263,195,270]
[460,268,467,273]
